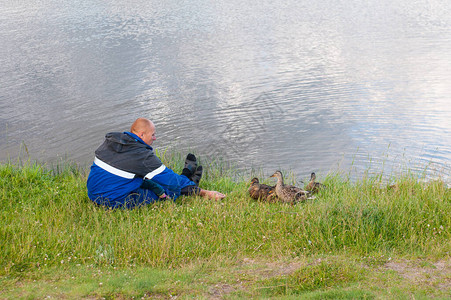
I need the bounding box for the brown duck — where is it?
[305,172,326,193]
[248,177,276,201]
[270,171,310,204]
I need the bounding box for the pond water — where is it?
[1,0,450,184]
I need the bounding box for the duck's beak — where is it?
[270,174,275,178]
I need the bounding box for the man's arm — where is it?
[140,179,167,199]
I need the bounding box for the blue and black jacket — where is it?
[87,131,195,207]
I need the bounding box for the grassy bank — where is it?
[0,156,450,299]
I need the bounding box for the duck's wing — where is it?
[305,181,315,191]
[248,184,261,199]
[259,183,274,191]
[249,183,276,200]
[285,184,304,194]
[249,190,260,199]
[311,182,326,193]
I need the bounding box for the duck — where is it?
[270,171,310,204]
[305,172,326,193]
[248,177,276,201]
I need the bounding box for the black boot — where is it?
[181,153,197,178]
[190,166,203,186]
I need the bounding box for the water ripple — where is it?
[1,0,450,183]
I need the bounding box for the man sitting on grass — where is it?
[87,118,225,208]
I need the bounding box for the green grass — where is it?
[0,156,450,299]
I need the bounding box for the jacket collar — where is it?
[124,132,153,149]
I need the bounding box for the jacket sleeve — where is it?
[131,150,164,178]
[137,150,196,200]
[150,168,182,199]
[140,179,165,197]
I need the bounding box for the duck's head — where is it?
[310,172,316,181]
[250,177,259,186]
[270,171,283,179]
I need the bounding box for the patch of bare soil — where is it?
[239,257,307,278]
[209,283,238,299]
[207,257,317,299]
[384,259,451,290]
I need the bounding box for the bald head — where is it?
[130,118,156,145]
[131,118,152,133]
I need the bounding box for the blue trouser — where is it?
[124,184,201,209]
[123,188,161,209]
